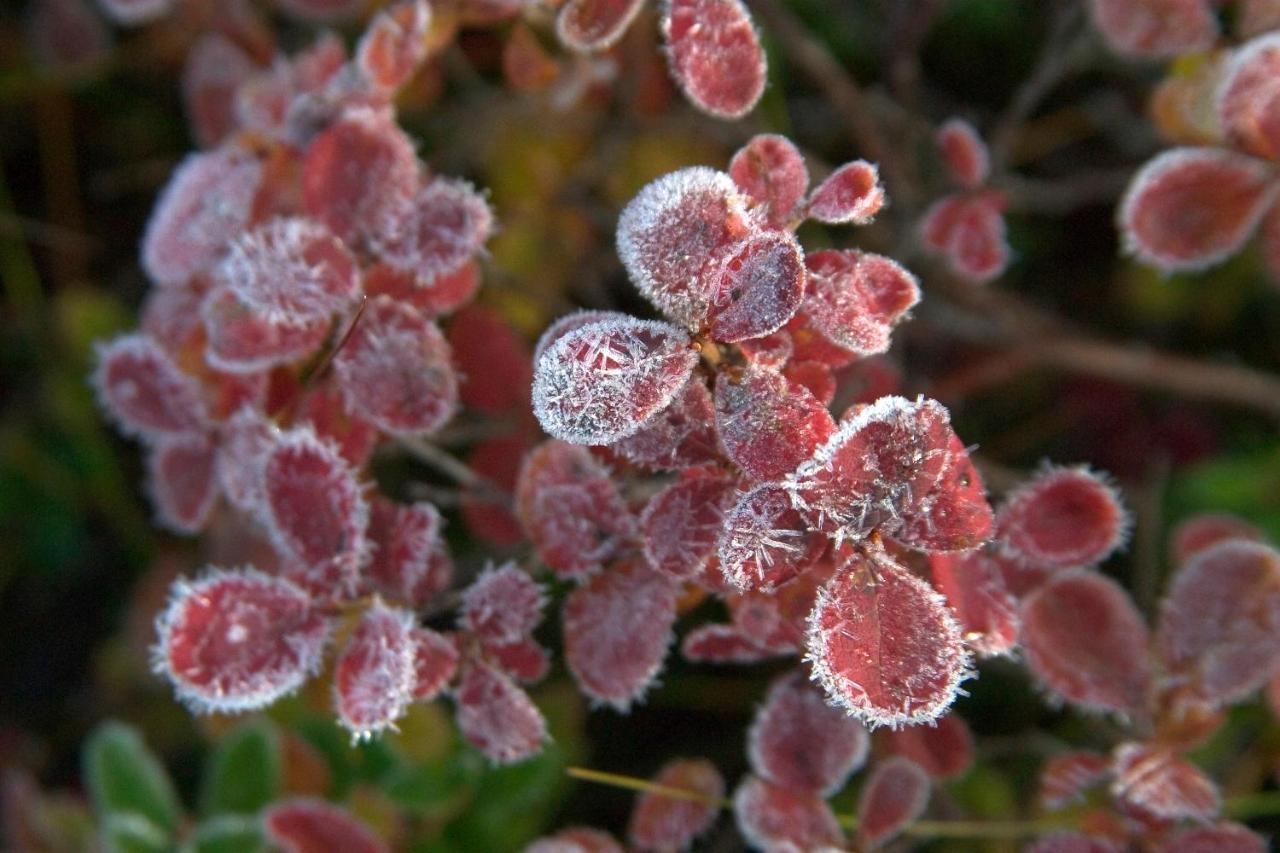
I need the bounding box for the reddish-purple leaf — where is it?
[718,483,828,592]
[919,192,1010,284]
[563,561,678,710]
[738,330,794,370]
[332,296,459,437]
[142,144,262,286]
[929,550,1019,657]
[663,0,766,119]
[626,759,723,851]
[1169,513,1265,566]
[533,310,631,365]
[1119,147,1278,273]
[807,161,886,225]
[857,756,931,849]
[1155,540,1280,706]
[454,659,547,764]
[93,333,208,440]
[410,627,458,701]
[153,568,330,713]
[882,714,975,781]
[729,134,810,228]
[733,776,843,851]
[610,376,722,472]
[1039,751,1113,811]
[366,498,453,609]
[715,366,835,483]
[1111,742,1220,821]
[334,601,418,739]
[356,0,432,94]
[182,33,256,148]
[808,552,971,727]
[1154,822,1267,853]
[997,466,1128,570]
[783,360,836,406]
[936,118,990,189]
[785,308,857,368]
[1020,570,1152,715]
[616,167,752,329]
[556,0,646,52]
[681,623,773,663]
[217,217,360,327]
[803,250,921,357]
[202,286,330,374]
[532,317,698,445]
[515,440,636,579]
[372,178,494,288]
[483,637,550,684]
[1217,33,1280,160]
[216,408,277,512]
[460,563,546,645]
[641,468,737,581]
[707,230,807,342]
[147,434,217,534]
[749,670,869,795]
[261,428,368,601]
[263,798,387,853]
[1087,0,1218,58]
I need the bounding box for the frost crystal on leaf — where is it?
[708,229,807,342]
[556,0,646,53]
[803,250,920,357]
[532,317,697,445]
[334,601,418,740]
[733,775,844,852]
[366,498,453,609]
[806,161,886,225]
[718,483,828,592]
[856,757,931,850]
[714,367,835,483]
[640,469,737,581]
[1087,0,1218,58]
[356,0,432,95]
[92,333,208,440]
[371,178,494,289]
[663,0,766,119]
[626,759,723,851]
[454,659,547,764]
[729,134,810,228]
[460,563,546,645]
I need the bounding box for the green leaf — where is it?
[85,722,182,834]
[100,813,174,853]
[183,816,268,853]
[200,720,281,817]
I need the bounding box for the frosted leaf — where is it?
[718,483,828,592]
[217,217,360,326]
[263,798,387,853]
[371,178,494,289]
[729,134,810,228]
[556,0,646,52]
[97,0,171,25]
[732,775,843,852]
[334,601,418,740]
[533,310,630,366]
[484,637,550,684]
[356,0,432,95]
[883,713,975,781]
[732,565,832,653]
[1111,742,1220,821]
[929,550,1019,657]
[152,567,330,714]
[410,627,458,701]
[93,333,208,440]
[515,440,635,579]
[454,659,548,764]
[532,317,698,445]
[1039,751,1112,811]
[563,561,678,711]
[856,756,931,850]
[919,192,1010,284]
[610,376,722,472]
[367,260,482,318]
[663,0,766,120]
[786,396,958,545]
[715,367,834,483]
[216,408,278,512]
[1087,0,1217,58]
[202,287,330,375]
[785,309,856,368]
[527,827,625,853]
[681,623,773,663]
[302,108,420,247]
[807,553,971,728]
[997,466,1129,570]
[366,498,453,609]
[616,167,752,329]
[1020,570,1152,715]
[806,161,886,225]
[893,433,993,553]
[261,428,368,602]
[460,563,546,645]
[295,380,379,470]
[140,281,206,354]
[448,305,533,414]
[142,144,262,287]
[707,229,807,342]
[1154,822,1267,853]
[641,468,737,581]
[803,250,920,357]
[738,331,793,370]
[748,670,869,795]
[1220,33,1280,163]
[936,119,990,189]
[332,296,458,437]
[1118,147,1278,273]
[1169,513,1265,566]
[783,361,835,406]
[1154,540,1280,707]
[626,759,723,851]
[147,434,217,534]
[182,33,256,149]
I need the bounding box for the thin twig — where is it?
[397,437,483,489]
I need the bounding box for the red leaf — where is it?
[856,756,931,850]
[783,360,836,406]
[201,287,329,374]
[448,305,533,415]
[626,758,723,851]
[929,550,1019,657]
[936,118,990,189]
[663,0,766,119]
[556,0,646,52]
[804,249,921,359]
[1039,751,1112,811]
[1026,833,1124,853]
[718,483,828,592]
[997,466,1129,570]
[1111,742,1221,821]
[1020,570,1152,715]
[681,623,774,663]
[356,0,432,95]
[263,798,387,853]
[215,407,278,512]
[919,193,1010,283]
[454,659,547,764]
[1154,822,1267,853]
[748,671,869,795]
[808,552,971,727]
[460,563,546,645]
[371,178,494,288]
[733,776,843,851]
[527,827,624,853]
[1118,147,1277,273]
[729,134,810,228]
[1087,0,1217,58]
[334,602,418,739]
[610,376,722,472]
[707,229,807,342]
[882,714,975,781]
[483,637,550,684]
[715,366,835,482]
[147,434,217,534]
[182,33,257,148]
[93,334,208,440]
[1169,513,1266,566]
[154,568,330,713]
[410,627,458,702]
[641,468,737,581]
[807,161,886,225]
